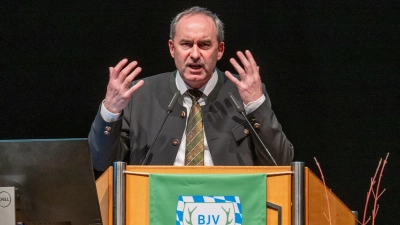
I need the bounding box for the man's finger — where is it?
[241,50,259,80]
[109,67,114,78]
[236,51,254,74]
[111,58,129,79]
[236,51,250,67]
[126,80,144,97]
[244,50,257,67]
[118,61,138,82]
[229,58,245,75]
[124,66,142,87]
[224,71,241,87]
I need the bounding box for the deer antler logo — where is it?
[185,206,197,225]
[222,206,233,225]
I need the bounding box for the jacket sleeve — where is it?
[88,106,130,171]
[246,85,294,165]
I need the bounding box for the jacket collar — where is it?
[169,69,225,105]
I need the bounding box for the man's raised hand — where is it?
[104,59,144,113]
[225,50,263,104]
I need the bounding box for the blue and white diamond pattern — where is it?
[176,195,242,225]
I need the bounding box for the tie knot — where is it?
[187,89,203,101]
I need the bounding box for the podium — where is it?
[95,162,356,225]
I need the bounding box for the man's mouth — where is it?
[188,64,203,70]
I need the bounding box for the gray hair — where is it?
[169,6,225,43]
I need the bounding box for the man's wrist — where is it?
[244,95,266,114]
[100,100,121,122]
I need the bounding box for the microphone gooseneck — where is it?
[228,92,278,166]
[141,90,180,165]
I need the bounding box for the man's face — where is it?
[169,14,224,89]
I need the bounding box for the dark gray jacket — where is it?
[89,70,293,171]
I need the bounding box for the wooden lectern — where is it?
[95,162,356,225]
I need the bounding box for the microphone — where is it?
[141,90,180,165]
[228,92,278,166]
[167,90,180,111]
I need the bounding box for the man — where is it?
[89,6,293,171]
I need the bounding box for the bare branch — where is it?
[377,189,386,199]
[372,153,389,225]
[362,157,382,224]
[314,157,332,225]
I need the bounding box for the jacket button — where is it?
[253,123,261,129]
[172,139,180,146]
[105,126,112,131]
[104,131,110,135]
[244,129,249,135]
[180,111,186,118]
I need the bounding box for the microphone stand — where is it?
[228,92,277,166]
[141,90,180,165]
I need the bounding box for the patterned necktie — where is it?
[185,89,204,166]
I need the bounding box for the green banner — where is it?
[149,173,266,225]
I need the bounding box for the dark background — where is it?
[1,1,399,223]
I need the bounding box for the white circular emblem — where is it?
[0,191,12,208]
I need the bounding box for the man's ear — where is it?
[217,42,225,60]
[168,39,175,58]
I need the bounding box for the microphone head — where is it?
[167,90,180,112]
[228,92,245,113]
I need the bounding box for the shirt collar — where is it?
[176,70,218,96]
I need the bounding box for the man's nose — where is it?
[190,45,200,61]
